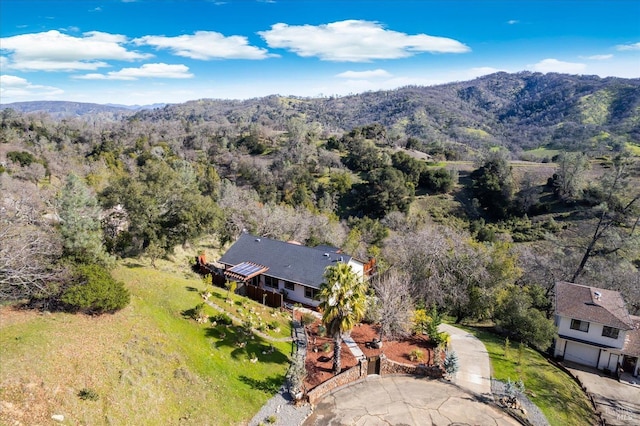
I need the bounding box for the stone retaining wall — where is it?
[306,356,444,405]
[380,356,443,379]
[307,360,368,404]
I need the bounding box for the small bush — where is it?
[409,349,424,362]
[268,320,279,330]
[191,303,208,323]
[300,312,316,326]
[444,350,459,377]
[211,312,232,325]
[317,325,327,337]
[7,151,36,167]
[432,331,450,347]
[60,264,130,314]
[412,309,431,335]
[266,414,277,424]
[322,342,331,353]
[78,388,99,401]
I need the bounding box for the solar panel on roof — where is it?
[228,262,267,278]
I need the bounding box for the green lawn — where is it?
[459,326,596,426]
[0,262,292,425]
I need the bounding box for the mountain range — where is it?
[3,72,639,153]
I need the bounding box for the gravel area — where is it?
[249,312,312,426]
[248,388,313,426]
[492,378,550,426]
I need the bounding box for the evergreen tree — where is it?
[471,152,516,219]
[444,350,459,377]
[57,174,111,266]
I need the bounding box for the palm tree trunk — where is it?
[333,334,342,374]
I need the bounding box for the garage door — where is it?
[563,341,600,367]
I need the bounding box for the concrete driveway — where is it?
[304,325,515,425]
[439,323,492,396]
[303,375,519,426]
[565,362,640,426]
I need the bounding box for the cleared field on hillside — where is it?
[0,262,291,425]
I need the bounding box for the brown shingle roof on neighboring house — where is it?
[555,281,635,331]
[623,316,640,357]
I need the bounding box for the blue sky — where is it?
[1,0,639,105]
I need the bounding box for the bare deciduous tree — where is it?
[0,175,66,302]
[371,269,413,342]
[570,154,640,282]
[0,221,65,301]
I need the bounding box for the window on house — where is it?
[264,276,279,289]
[284,281,295,291]
[570,319,590,332]
[304,287,319,300]
[602,326,619,339]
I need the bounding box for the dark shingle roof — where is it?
[218,233,353,289]
[623,316,640,357]
[555,281,635,330]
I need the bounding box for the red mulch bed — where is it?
[297,312,437,390]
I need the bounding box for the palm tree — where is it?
[318,263,367,374]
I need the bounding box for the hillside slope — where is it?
[3,72,639,153]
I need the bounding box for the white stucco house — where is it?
[218,233,374,308]
[554,281,640,377]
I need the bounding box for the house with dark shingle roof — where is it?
[218,233,370,307]
[554,281,640,377]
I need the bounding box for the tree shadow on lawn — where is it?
[181,306,198,320]
[205,325,289,364]
[185,286,199,292]
[238,374,285,394]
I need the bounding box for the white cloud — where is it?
[616,42,640,51]
[7,60,110,71]
[134,31,273,60]
[75,63,193,80]
[335,69,392,79]
[0,30,152,71]
[258,20,470,62]
[507,20,519,25]
[530,58,586,74]
[0,74,64,100]
[584,54,613,60]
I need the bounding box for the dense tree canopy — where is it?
[471,152,516,219]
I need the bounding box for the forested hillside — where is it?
[119,71,640,155]
[2,71,639,334]
[5,72,640,155]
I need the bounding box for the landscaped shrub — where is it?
[432,331,450,347]
[409,349,424,362]
[60,264,130,314]
[444,350,459,377]
[301,312,316,326]
[265,415,277,424]
[268,320,279,330]
[211,312,232,325]
[412,309,431,334]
